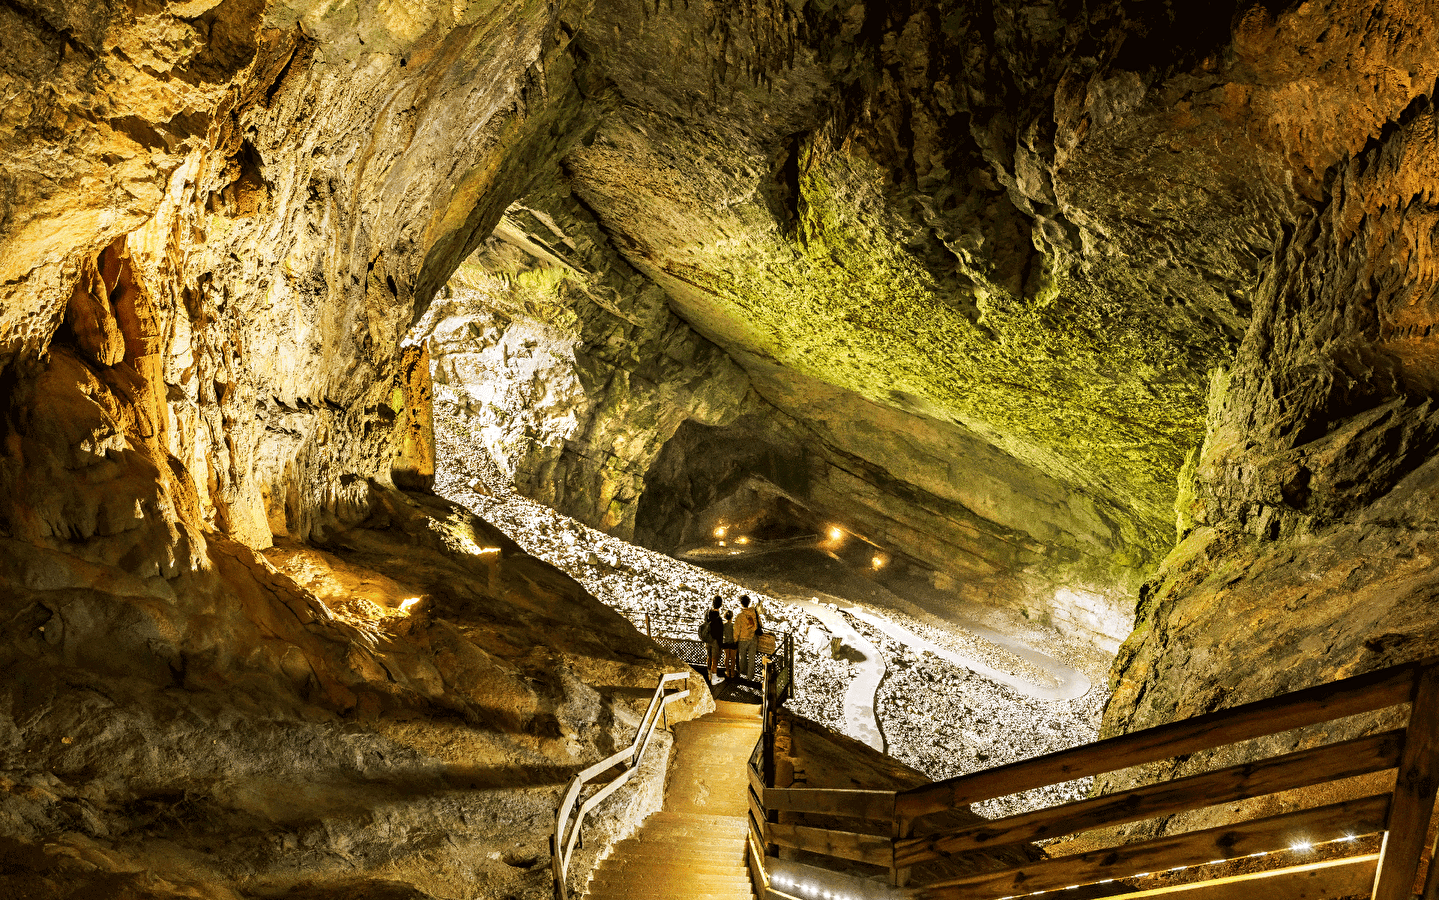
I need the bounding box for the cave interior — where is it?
[3,0,1439,896]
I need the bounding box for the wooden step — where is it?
[588,873,752,887]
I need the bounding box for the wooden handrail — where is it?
[911,794,1394,899]
[765,787,897,820]
[896,659,1421,821]
[766,821,895,867]
[1372,666,1439,900]
[551,671,690,900]
[742,655,1439,900]
[894,728,1405,867]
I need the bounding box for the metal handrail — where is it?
[551,671,691,900]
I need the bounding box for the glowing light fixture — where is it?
[1291,840,1312,852]
[398,597,422,614]
[713,526,727,539]
[736,536,750,545]
[459,536,501,555]
[871,553,888,570]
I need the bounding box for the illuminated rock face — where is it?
[0,0,705,894]
[416,0,1439,652]
[2,0,1439,891]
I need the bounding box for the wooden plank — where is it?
[750,784,767,835]
[912,793,1392,900]
[896,729,1403,866]
[749,807,768,858]
[1373,667,1439,900]
[766,820,894,867]
[745,823,768,898]
[575,743,634,783]
[750,758,767,795]
[634,687,690,763]
[897,661,1420,821]
[1425,829,1439,900]
[891,814,914,889]
[574,767,636,822]
[1113,854,1379,900]
[764,787,896,821]
[563,766,637,874]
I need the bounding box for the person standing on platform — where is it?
[735,594,761,681]
[705,596,724,685]
[722,610,737,679]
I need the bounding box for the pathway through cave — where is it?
[784,597,887,751]
[690,542,1093,701]
[432,400,1109,816]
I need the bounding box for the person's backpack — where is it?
[697,617,711,641]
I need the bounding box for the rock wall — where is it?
[424,214,1151,647]
[1099,52,1439,831]
[0,0,710,895]
[419,183,754,536]
[6,0,1439,886]
[415,1,1439,661]
[1106,88,1439,718]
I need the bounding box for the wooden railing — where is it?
[746,655,1439,900]
[551,671,691,900]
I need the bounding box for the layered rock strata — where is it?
[1097,90,1439,830]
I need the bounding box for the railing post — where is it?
[551,823,566,900]
[890,794,913,888]
[645,612,651,638]
[1373,665,1439,900]
[662,677,671,733]
[762,660,782,858]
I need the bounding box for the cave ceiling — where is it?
[412,0,1439,636]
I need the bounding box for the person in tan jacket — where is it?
[734,594,761,681]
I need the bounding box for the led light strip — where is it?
[992,831,1381,899]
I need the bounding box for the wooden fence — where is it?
[746,655,1439,900]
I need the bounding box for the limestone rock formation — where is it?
[417,0,1439,660]
[1096,90,1439,830]
[0,0,708,894]
[4,0,1439,892]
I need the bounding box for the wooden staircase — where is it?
[584,700,761,900]
[583,811,752,899]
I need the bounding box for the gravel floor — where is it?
[433,400,1111,817]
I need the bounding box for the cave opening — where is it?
[407,217,1119,811]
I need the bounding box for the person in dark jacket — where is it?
[706,596,724,684]
[722,610,737,679]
